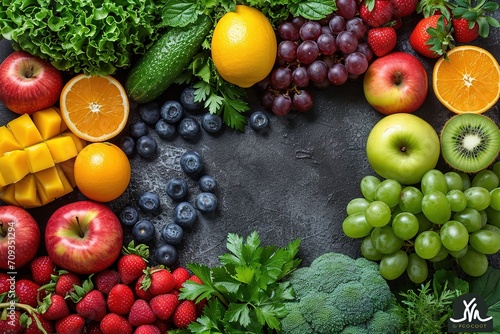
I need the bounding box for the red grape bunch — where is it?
[259,0,374,116]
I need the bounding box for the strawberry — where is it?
[452,17,479,43]
[0,310,23,334]
[134,324,161,334]
[38,293,70,320]
[0,273,11,295]
[118,241,149,285]
[135,274,154,301]
[367,26,397,57]
[154,319,172,332]
[55,314,85,334]
[69,276,107,321]
[94,269,120,295]
[22,313,55,334]
[128,299,157,327]
[30,256,56,285]
[389,0,417,17]
[172,267,191,290]
[359,0,394,27]
[100,313,133,334]
[107,283,135,315]
[409,14,454,58]
[54,271,81,297]
[173,300,197,329]
[149,293,179,320]
[15,279,40,307]
[187,275,203,285]
[141,267,176,296]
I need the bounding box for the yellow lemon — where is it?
[211,5,277,88]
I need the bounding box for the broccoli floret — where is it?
[280,252,403,334]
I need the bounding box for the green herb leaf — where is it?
[292,0,337,20]
[161,0,199,27]
[469,266,500,333]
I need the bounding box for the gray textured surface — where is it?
[1,12,500,271]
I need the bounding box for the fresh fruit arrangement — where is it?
[0,0,500,333]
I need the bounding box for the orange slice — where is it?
[60,75,129,142]
[432,45,500,114]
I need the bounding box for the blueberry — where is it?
[119,136,135,156]
[161,222,184,245]
[178,117,200,141]
[130,120,149,139]
[138,191,160,213]
[194,192,218,213]
[180,86,203,111]
[154,244,178,267]
[119,206,139,226]
[173,202,197,229]
[132,219,155,243]
[198,175,217,193]
[136,135,157,159]
[249,111,270,131]
[166,177,188,200]
[201,113,223,134]
[180,151,203,176]
[139,102,161,125]
[160,100,184,123]
[155,119,176,140]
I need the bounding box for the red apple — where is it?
[0,206,41,270]
[45,201,123,275]
[0,50,63,114]
[363,52,428,115]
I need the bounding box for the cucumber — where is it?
[125,15,212,103]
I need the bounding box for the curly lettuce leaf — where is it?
[0,0,166,75]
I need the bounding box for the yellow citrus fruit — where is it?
[433,45,500,114]
[74,142,131,202]
[211,5,277,88]
[60,74,130,142]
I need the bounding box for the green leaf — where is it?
[254,303,284,329]
[293,0,337,20]
[161,0,199,27]
[469,267,500,333]
[234,266,255,284]
[225,303,252,327]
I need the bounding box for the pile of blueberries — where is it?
[118,150,218,266]
[119,86,272,158]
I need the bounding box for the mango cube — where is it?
[0,150,29,185]
[34,166,65,200]
[59,131,86,153]
[0,126,23,156]
[15,174,41,208]
[32,107,63,140]
[58,159,76,187]
[0,172,6,188]
[45,135,78,163]
[25,142,55,173]
[7,114,43,147]
[55,164,74,194]
[0,184,19,206]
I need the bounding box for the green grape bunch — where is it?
[342,162,500,283]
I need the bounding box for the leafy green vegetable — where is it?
[0,0,167,75]
[178,231,301,333]
[469,266,500,334]
[397,269,469,334]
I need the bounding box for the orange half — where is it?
[60,75,129,142]
[432,45,500,114]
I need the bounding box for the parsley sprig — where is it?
[177,231,301,333]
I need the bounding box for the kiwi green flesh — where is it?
[440,113,500,173]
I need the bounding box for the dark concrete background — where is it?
[1,11,499,271]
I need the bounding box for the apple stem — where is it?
[0,302,48,334]
[400,146,407,152]
[0,223,5,238]
[75,216,85,238]
[394,72,403,85]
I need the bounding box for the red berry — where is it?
[15,279,40,307]
[0,310,22,334]
[30,256,56,285]
[118,254,147,285]
[100,313,133,334]
[359,0,394,27]
[75,289,107,322]
[95,269,121,295]
[55,314,85,334]
[39,293,70,320]
[452,17,479,43]
[173,300,197,329]
[367,26,397,57]
[134,324,161,334]
[172,267,191,290]
[389,0,417,17]
[22,313,55,334]
[148,268,176,296]
[135,274,154,301]
[149,293,179,320]
[128,299,157,327]
[107,283,135,315]
[55,272,81,297]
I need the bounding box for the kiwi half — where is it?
[440,113,500,173]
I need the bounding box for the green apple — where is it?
[366,113,440,185]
